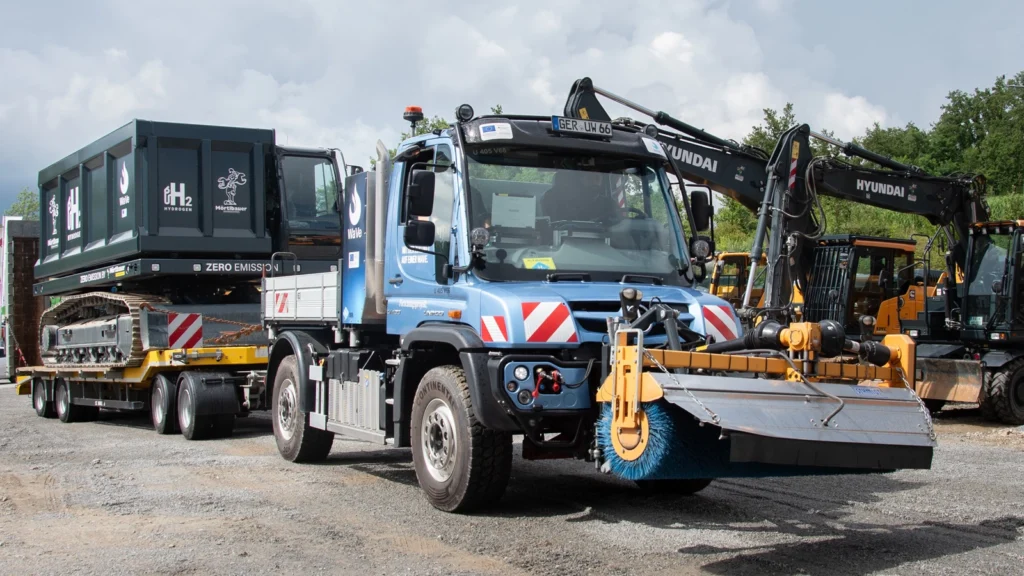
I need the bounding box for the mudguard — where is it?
[268,330,330,413]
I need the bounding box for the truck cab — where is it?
[262,108,742,511]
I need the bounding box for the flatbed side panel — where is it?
[17,345,269,386]
[263,272,339,323]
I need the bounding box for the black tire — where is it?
[272,356,333,462]
[983,360,1024,425]
[151,374,179,434]
[177,374,213,440]
[54,379,79,424]
[33,380,55,418]
[410,365,512,513]
[979,370,997,420]
[635,478,714,495]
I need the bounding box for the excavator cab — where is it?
[803,235,916,337]
[710,252,766,308]
[962,221,1024,345]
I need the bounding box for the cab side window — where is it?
[400,142,456,282]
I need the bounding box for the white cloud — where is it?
[820,92,889,140]
[0,0,893,204]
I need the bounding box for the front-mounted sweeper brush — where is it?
[594,302,936,486]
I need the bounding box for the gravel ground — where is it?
[1,384,1022,575]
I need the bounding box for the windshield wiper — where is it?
[620,274,663,285]
[546,273,591,282]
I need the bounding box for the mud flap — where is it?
[652,373,935,474]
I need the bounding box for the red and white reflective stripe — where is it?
[788,142,800,190]
[275,292,290,314]
[616,189,626,208]
[168,313,203,349]
[522,302,578,343]
[702,305,738,343]
[480,316,508,343]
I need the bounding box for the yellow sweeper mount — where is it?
[594,304,935,485]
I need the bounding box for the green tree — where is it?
[5,188,39,220]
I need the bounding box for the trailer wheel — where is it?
[984,359,1024,425]
[634,478,713,495]
[272,356,333,462]
[177,374,213,440]
[54,379,80,423]
[410,365,512,513]
[33,379,56,418]
[151,374,179,434]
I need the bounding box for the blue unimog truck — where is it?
[262,106,936,512]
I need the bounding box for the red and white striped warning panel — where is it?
[274,291,293,315]
[702,305,739,343]
[168,312,203,349]
[522,302,578,343]
[480,316,508,343]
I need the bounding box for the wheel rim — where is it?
[152,386,165,426]
[179,387,193,430]
[422,398,457,483]
[34,385,44,411]
[56,383,68,416]
[278,378,298,441]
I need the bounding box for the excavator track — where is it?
[39,292,170,370]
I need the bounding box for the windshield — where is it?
[465,149,688,284]
[965,231,1012,328]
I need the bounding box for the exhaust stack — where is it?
[372,140,391,315]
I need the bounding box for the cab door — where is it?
[383,139,464,334]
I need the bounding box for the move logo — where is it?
[118,161,131,219]
[856,179,905,198]
[664,143,718,173]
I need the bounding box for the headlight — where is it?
[514,365,529,381]
[691,238,711,260]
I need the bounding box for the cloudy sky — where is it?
[2,0,1021,212]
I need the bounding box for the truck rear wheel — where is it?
[272,355,333,462]
[984,360,1024,425]
[410,366,512,513]
[33,380,55,418]
[176,372,239,440]
[151,374,179,434]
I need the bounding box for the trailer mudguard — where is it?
[268,330,330,413]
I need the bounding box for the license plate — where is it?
[551,116,612,137]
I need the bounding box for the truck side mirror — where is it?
[690,190,712,231]
[404,220,435,247]
[405,169,435,219]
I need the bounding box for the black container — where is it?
[36,119,280,280]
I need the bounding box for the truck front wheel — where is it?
[410,366,512,513]
[272,355,333,462]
